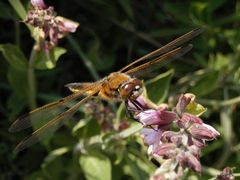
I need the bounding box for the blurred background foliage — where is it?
[0,0,240,179]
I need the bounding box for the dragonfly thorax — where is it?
[98,72,143,101]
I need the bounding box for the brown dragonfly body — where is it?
[9,28,204,152]
[67,72,143,100]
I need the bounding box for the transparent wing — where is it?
[119,28,204,73]
[125,45,192,77]
[9,81,102,133]
[9,92,84,133]
[13,91,99,153]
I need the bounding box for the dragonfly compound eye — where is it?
[131,84,143,99]
[119,78,143,100]
[119,83,135,99]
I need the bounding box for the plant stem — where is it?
[67,35,100,81]
[28,46,37,109]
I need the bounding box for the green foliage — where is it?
[0,44,28,71]
[186,101,207,116]
[34,47,66,70]
[1,0,240,179]
[145,69,174,104]
[189,70,219,96]
[79,150,111,180]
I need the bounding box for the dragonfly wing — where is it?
[119,28,204,73]
[65,82,99,94]
[9,81,103,133]
[125,45,192,77]
[9,92,84,133]
[14,92,97,153]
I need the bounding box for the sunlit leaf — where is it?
[208,53,230,70]
[34,47,66,70]
[43,147,70,164]
[79,150,111,180]
[186,101,207,116]
[8,0,27,20]
[72,117,91,135]
[118,122,143,139]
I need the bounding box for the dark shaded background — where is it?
[0,0,240,179]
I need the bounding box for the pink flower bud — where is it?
[191,137,206,148]
[137,109,176,126]
[161,131,182,145]
[177,151,202,173]
[177,113,203,129]
[189,123,220,141]
[187,145,201,159]
[31,0,47,9]
[154,143,177,159]
[176,94,195,115]
[56,16,79,33]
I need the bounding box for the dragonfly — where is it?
[9,28,204,152]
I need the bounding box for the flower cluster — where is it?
[24,0,79,51]
[128,93,220,179]
[84,100,130,132]
[216,167,234,180]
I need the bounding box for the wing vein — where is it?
[119,28,204,73]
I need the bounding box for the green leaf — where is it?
[34,47,66,70]
[7,67,28,99]
[79,150,111,180]
[145,69,174,104]
[118,122,143,139]
[41,156,66,179]
[43,147,70,165]
[7,67,29,120]
[124,153,149,180]
[72,117,91,135]
[186,101,207,116]
[0,44,28,71]
[224,29,240,51]
[8,0,27,20]
[208,53,230,70]
[78,117,101,138]
[7,92,27,121]
[189,70,219,96]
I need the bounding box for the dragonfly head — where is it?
[119,78,143,100]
